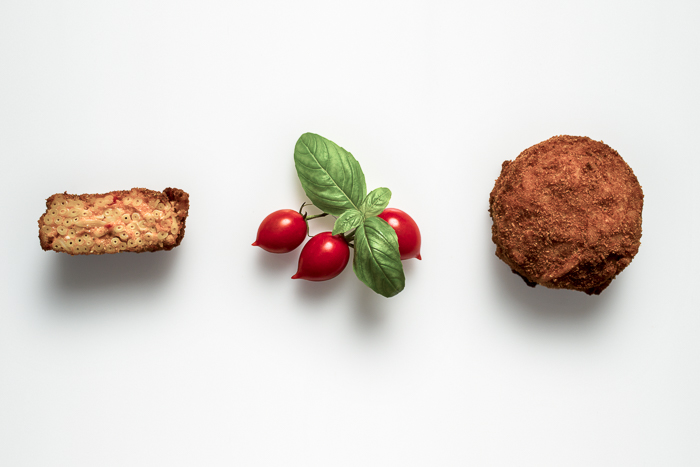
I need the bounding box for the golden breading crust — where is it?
[489,136,643,295]
[39,187,189,255]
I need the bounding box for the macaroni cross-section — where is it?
[39,188,189,255]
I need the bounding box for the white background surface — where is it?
[1,1,699,465]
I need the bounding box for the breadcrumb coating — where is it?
[489,136,643,294]
[39,187,189,255]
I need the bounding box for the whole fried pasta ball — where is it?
[489,136,643,295]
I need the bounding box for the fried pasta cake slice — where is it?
[489,136,643,295]
[39,188,189,255]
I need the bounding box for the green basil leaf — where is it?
[294,133,367,216]
[353,217,405,298]
[360,187,391,219]
[332,209,363,235]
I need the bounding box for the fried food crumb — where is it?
[489,136,643,295]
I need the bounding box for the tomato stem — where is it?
[299,201,309,214]
[299,201,328,221]
[305,213,329,221]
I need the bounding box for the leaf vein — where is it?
[301,138,360,211]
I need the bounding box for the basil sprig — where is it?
[294,133,406,298]
[353,217,405,297]
[294,133,366,216]
[360,187,391,219]
[332,209,363,236]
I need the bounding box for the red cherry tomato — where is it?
[292,232,350,281]
[253,209,307,253]
[377,208,422,260]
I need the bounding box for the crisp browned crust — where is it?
[489,136,643,294]
[163,187,189,248]
[38,187,190,255]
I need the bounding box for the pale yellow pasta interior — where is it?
[40,189,181,255]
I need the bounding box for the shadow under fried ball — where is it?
[489,135,643,295]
